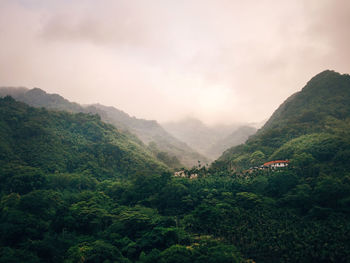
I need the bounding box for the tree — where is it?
[159,245,193,263]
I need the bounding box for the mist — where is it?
[1,0,349,125]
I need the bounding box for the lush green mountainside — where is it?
[89,104,208,167]
[0,97,244,263]
[0,87,208,168]
[263,70,350,130]
[214,70,350,172]
[1,71,350,263]
[162,118,256,160]
[201,70,350,262]
[0,96,166,179]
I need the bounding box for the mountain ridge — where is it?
[214,70,350,172]
[0,87,208,168]
[0,96,167,178]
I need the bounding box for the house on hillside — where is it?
[174,170,198,179]
[243,160,290,175]
[174,171,186,177]
[263,160,289,168]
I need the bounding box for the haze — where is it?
[1,0,349,125]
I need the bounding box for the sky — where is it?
[0,0,349,125]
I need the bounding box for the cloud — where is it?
[40,1,160,48]
[0,0,349,125]
[304,0,350,68]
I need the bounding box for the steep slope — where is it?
[0,96,167,179]
[0,87,208,167]
[162,118,256,160]
[0,86,28,98]
[263,70,350,130]
[214,70,350,172]
[162,118,220,158]
[0,87,83,112]
[88,104,208,167]
[207,126,257,159]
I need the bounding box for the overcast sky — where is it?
[1,0,349,125]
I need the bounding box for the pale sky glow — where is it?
[1,0,350,125]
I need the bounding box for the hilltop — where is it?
[214,70,350,172]
[0,87,208,168]
[1,71,350,263]
[0,96,167,179]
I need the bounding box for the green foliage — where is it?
[1,73,350,262]
[250,150,265,166]
[156,152,182,169]
[0,247,40,263]
[0,164,46,194]
[0,87,210,168]
[158,245,193,263]
[235,192,262,208]
[215,70,350,174]
[0,97,167,179]
[64,240,128,263]
[148,142,182,169]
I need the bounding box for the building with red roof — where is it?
[263,160,289,168]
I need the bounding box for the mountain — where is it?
[87,104,208,167]
[1,72,350,263]
[0,96,167,179]
[162,118,220,158]
[213,70,350,172]
[0,96,245,263]
[207,126,257,158]
[162,118,256,160]
[0,87,208,168]
[0,87,83,112]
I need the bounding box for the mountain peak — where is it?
[217,70,350,168]
[28,87,46,95]
[304,70,349,91]
[310,69,338,79]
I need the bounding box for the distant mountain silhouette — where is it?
[0,96,166,178]
[0,87,208,168]
[162,118,256,159]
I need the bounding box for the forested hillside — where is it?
[88,104,209,168]
[200,70,350,262]
[1,70,350,263]
[0,87,208,168]
[0,97,167,179]
[214,70,350,172]
[0,97,244,262]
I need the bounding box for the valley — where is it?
[1,70,350,262]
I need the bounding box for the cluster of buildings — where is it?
[245,160,290,173]
[174,170,198,179]
[262,160,289,168]
[174,160,290,178]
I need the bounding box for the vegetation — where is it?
[0,87,208,168]
[0,97,167,179]
[89,104,209,168]
[1,70,350,262]
[215,70,350,172]
[0,97,243,262]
